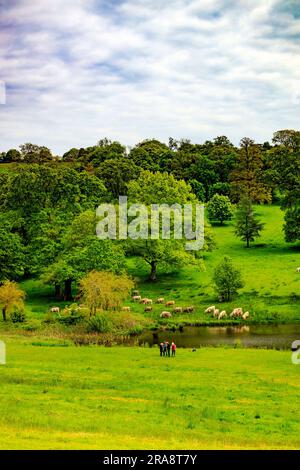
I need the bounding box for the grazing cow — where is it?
[160,311,172,318]
[132,295,141,301]
[173,307,183,313]
[242,311,249,320]
[296,267,300,273]
[166,300,175,307]
[218,310,227,320]
[156,297,164,304]
[51,307,60,313]
[144,306,153,312]
[205,306,215,314]
[132,290,140,296]
[122,306,131,312]
[213,308,220,318]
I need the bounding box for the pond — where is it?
[131,324,300,350]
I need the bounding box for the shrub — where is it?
[10,308,26,323]
[58,303,87,325]
[87,314,111,333]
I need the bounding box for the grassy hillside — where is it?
[0,335,299,449]
[126,204,300,323]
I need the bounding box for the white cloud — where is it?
[0,0,299,154]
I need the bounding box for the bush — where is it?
[58,303,87,325]
[87,314,111,333]
[21,320,41,331]
[213,256,244,302]
[10,308,26,323]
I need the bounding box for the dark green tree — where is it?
[234,198,264,247]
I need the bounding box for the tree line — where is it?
[0,129,299,298]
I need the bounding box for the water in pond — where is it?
[132,324,300,350]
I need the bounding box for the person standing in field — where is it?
[159,342,163,356]
[163,341,167,356]
[171,342,176,356]
[167,341,171,357]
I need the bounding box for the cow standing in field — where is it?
[51,307,60,313]
[132,295,141,302]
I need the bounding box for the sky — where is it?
[0,0,299,155]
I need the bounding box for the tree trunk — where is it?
[149,261,157,282]
[246,237,250,248]
[54,283,62,299]
[64,279,73,301]
[2,307,7,322]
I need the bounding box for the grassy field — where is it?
[0,334,299,449]
[128,204,300,323]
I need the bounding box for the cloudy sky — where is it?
[0,0,299,155]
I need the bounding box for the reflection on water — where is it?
[130,324,300,350]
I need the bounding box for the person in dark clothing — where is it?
[159,342,163,356]
[167,342,170,357]
[163,341,167,356]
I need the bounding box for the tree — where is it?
[207,194,234,225]
[230,137,271,203]
[127,170,211,281]
[42,211,126,299]
[234,198,264,247]
[0,281,25,321]
[267,141,300,243]
[80,271,134,316]
[19,143,53,163]
[4,149,22,163]
[213,257,244,302]
[129,140,174,171]
[272,129,300,150]
[0,227,24,281]
[95,158,140,198]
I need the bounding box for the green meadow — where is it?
[0,335,299,450]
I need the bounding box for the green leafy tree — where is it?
[42,210,126,299]
[127,170,212,281]
[0,227,24,281]
[230,137,271,203]
[207,194,234,225]
[95,158,140,198]
[213,257,244,302]
[129,140,174,171]
[234,198,264,247]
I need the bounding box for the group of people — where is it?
[159,341,176,357]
